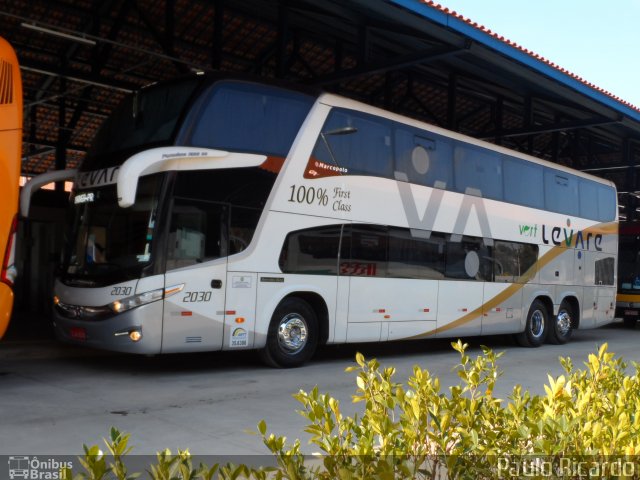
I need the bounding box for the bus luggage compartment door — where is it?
[162,262,227,352]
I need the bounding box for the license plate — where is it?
[70,327,87,341]
[625,310,639,316]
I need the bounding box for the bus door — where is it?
[435,237,486,337]
[583,252,615,328]
[482,241,538,335]
[161,202,228,352]
[594,254,616,327]
[341,225,439,342]
[340,225,388,342]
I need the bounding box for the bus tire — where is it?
[259,297,318,368]
[548,301,573,344]
[515,299,548,347]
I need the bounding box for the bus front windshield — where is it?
[62,174,163,283]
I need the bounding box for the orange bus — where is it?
[0,36,22,338]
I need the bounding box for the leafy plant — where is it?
[257,341,640,479]
[65,342,640,479]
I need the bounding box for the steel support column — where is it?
[276,0,289,78]
[55,74,67,192]
[447,72,457,130]
[212,0,224,69]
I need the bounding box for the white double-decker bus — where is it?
[22,76,618,367]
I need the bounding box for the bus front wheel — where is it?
[548,301,573,344]
[259,297,318,368]
[515,300,548,347]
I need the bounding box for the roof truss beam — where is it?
[306,41,471,87]
[480,116,623,140]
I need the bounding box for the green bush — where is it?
[65,342,640,479]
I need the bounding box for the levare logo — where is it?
[542,218,603,251]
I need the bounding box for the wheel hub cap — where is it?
[531,310,544,338]
[277,314,308,353]
[556,311,571,335]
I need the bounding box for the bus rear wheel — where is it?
[259,297,318,368]
[548,301,573,344]
[515,299,548,347]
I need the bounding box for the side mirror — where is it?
[117,147,266,208]
[20,169,77,218]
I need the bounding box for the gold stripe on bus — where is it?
[408,221,618,339]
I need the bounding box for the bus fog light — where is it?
[129,330,142,342]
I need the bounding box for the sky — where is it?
[434,0,640,107]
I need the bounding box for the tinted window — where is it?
[277,223,542,284]
[311,109,393,178]
[453,143,503,200]
[86,79,200,168]
[493,241,538,283]
[167,199,226,270]
[341,225,388,277]
[579,179,599,221]
[394,127,453,187]
[387,228,445,279]
[169,167,276,264]
[597,184,617,222]
[187,82,314,157]
[503,156,544,209]
[63,175,163,281]
[279,226,341,275]
[444,236,492,281]
[545,169,579,216]
[595,257,615,286]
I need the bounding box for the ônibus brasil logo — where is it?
[8,456,73,480]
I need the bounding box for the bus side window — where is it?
[453,142,503,201]
[394,127,453,188]
[595,257,615,286]
[580,179,617,222]
[387,227,445,279]
[544,169,579,217]
[279,226,341,275]
[493,241,538,283]
[167,199,227,270]
[503,156,544,209]
[444,236,491,281]
[229,205,262,255]
[340,225,388,277]
[311,109,393,178]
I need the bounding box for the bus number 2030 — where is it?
[183,291,212,302]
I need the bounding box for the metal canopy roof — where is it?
[2,0,640,216]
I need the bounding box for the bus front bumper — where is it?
[53,300,163,354]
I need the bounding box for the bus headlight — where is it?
[108,284,184,314]
[109,288,164,313]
